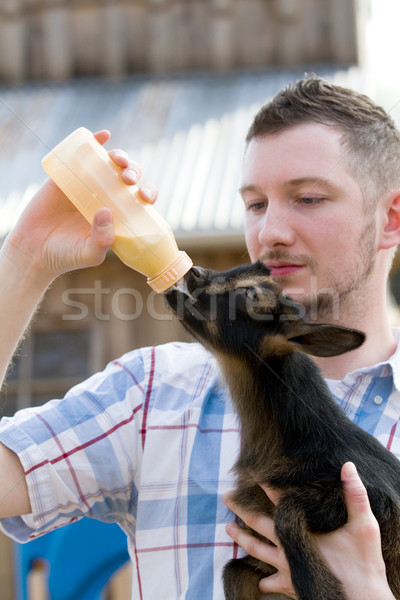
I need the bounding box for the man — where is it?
[0,77,398,599]
[222,76,400,598]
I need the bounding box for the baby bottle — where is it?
[41,127,192,292]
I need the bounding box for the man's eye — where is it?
[298,197,325,206]
[246,201,267,212]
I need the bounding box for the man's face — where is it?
[241,123,377,320]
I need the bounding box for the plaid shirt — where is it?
[1,335,400,599]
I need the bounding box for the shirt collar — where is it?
[386,327,400,391]
[335,327,400,392]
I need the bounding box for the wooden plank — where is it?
[234,0,275,67]
[125,4,148,72]
[0,0,26,82]
[188,1,209,68]
[209,13,235,70]
[106,561,132,600]
[0,532,15,600]
[70,4,101,76]
[328,0,358,63]
[41,6,73,80]
[102,5,128,77]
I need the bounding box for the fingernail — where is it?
[225,522,235,535]
[124,168,138,183]
[342,461,357,479]
[95,209,113,228]
[139,186,155,202]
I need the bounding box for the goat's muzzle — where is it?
[166,266,208,299]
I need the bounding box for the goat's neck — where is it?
[218,350,335,452]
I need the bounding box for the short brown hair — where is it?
[246,76,400,208]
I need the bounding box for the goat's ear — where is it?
[283,323,366,357]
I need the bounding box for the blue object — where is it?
[13,518,130,600]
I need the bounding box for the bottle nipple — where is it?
[147,251,193,293]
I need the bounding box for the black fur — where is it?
[165,262,400,600]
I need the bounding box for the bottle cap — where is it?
[147,251,193,293]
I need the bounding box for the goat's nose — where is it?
[185,266,209,289]
[190,266,207,279]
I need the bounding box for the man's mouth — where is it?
[265,263,304,277]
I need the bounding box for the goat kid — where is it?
[165,262,400,600]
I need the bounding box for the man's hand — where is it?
[223,463,395,600]
[315,462,395,600]
[4,130,158,282]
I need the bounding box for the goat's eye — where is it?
[245,287,258,301]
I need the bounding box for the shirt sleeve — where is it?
[0,347,149,542]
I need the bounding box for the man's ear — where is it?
[379,191,400,250]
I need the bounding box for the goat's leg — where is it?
[383,553,400,600]
[223,556,265,600]
[380,516,400,599]
[223,555,290,600]
[274,496,346,600]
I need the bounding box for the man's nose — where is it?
[258,204,296,248]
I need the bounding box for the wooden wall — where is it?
[0,0,358,83]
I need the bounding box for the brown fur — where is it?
[165,262,400,600]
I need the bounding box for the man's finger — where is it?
[223,492,278,545]
[341,462,371,520]
[138,184,158,205]
[259,483,282,506]
[259,572,296,598]
[225,521,280,565]
[93,129,111,146]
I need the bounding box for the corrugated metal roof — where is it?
[0,66,365,245]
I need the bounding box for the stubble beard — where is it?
[263,219,377,324]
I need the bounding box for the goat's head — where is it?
[165,262,365,361]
